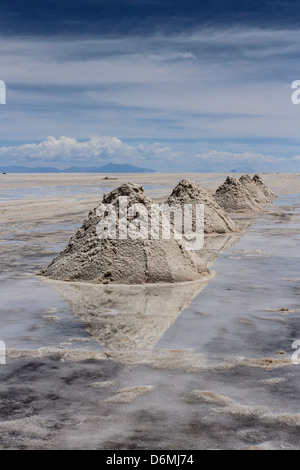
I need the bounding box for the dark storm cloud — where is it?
[1,0,300,36]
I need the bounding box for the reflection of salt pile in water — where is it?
[202,231,248,265]
[238,174,269,204]
[213,176,262,212]
[252,174,276,200]
[41,182,209,284]
[50,278,209,350]
[166,179,239,233]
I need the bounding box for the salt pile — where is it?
[166,178,239,233]
[238,174,269,204]
[41,182,209,284]
[213,176,262,212]
[252,174,276,200]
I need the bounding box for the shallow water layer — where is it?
[0,177,300,450]
[0,183,166,201]
[158,203,300,360]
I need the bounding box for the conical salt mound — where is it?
[166,179,239,233]
[239,174,269,204]
[40,183,209,284]
[252,174,276,200]
[213,176,262,212]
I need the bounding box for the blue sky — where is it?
[1,0,300,171]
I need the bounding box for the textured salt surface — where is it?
[239,174,269,204]
[166,178,239,233]
[41,183,209,284]
[253,174,276,200]
[1,173,296,450]
[213,176,263,212]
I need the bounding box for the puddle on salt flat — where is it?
[1,191,300,450]
[0,218,102,351]
[45,277,210,351]
[0,183,168,201]
[22,193,298,362]
[0,274,103,351]
[1,193,300,362]
[156,195,300,361]
[273,194,300,205]
[0,184,116,200]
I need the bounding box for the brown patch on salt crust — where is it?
[237,318,256,326]
[264,308,300,314]
[41,307,60,322]
[242,443,278,450]
[187,390,231,405]
[278,307,290,313]
[6,348,292,370]
[7,347,107,362]
[41,314,60,322]
[107,386,154,403]
[215,402,266,418]
[106,349,208,371]
[264,413,300,427]
[41,307,58,315]
[187,389,300,428]
[244,357,292,369]
[258,316,287,323]
[65,337,93,343]
[258,377,286,385]
[187,390,267,417]
[90,381,115,388]
[105,351,293,372]
[0,416,50,439]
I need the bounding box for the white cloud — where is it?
[0,134,292,173]
[0,135,177,167]
[149,51,197,62]
[0,136,131,163]
[137,142,178,159]
[192,150,287,163]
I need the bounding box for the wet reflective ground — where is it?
[0,177,299,449]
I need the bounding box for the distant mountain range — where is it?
[193,163,258,174]
[230,165,257,173]
[0,163,156,174]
